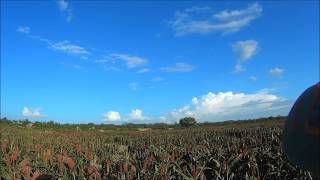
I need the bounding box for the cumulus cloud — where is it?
[108,53,148,68]
[17,26,31,34]
[269,67,284,77]
[169,3,262,36]
[232,40,258,60]
[164,90,290,123]
[102,109,147,123]
[160,62,194,72]
[49,41,90,56]
[22,107,46,118]
[158,116,171,124]
[56,0,73,22]
[128,109,145,120]
[103,111,121,122]
[232,40,258,73]
[192,97,199,104]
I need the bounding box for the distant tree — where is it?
[1,117,8,121]
[152,123,168,129]
[179,117,197,127]
[48,121,55,125]
[21,119,31,124]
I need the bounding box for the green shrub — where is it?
[179,117,197,127]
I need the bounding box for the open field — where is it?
[2,0,319,179]
[0,117,315,179]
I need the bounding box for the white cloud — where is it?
[103,109,147,123]
[185,6,211,13]
[137,68,151,73]
[160,62,194,72]
[71,64,83,70]
[232,40,258,60]
[152,77,164,82]
[233,64,245,73]
[49,41,90,56]
[192,97,198,104]
[104,66,121,72]
[57,0,68,11]
[22,34,91,59]
[15,29,89,58]
[60,62,85,70]
[213,3,262,20]
[159,116,171,124]
[17,26,31,34]
[170,3,262,36]
[94,59,110,64]
[250,76,257,81]
[22,107,46,118]
[103,111,121,121]
[56,0,73,22]
[269,67,284,77]
[108,53,148,68]
[164,90,290,123]
[232,40,258,73]
[169,105,195,121]
[129,82,139,90]
[128,109,145,120]
[80,56,89,60]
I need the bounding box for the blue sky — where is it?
[1,1,319,124]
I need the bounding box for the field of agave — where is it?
[0,119,315,180]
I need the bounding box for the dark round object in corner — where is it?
[283,83,320,176]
